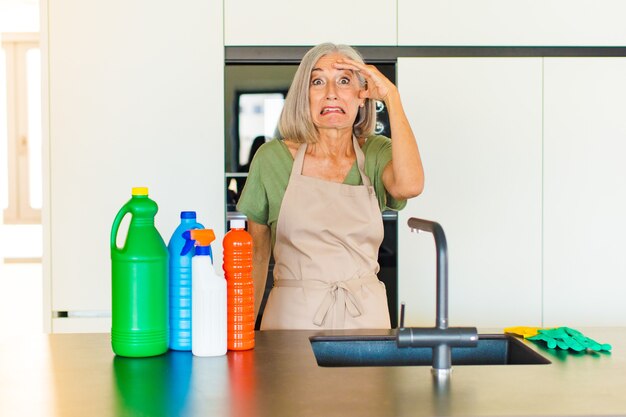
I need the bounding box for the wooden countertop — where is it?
[1,328,625,417]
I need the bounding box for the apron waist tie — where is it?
[273,276,380,327]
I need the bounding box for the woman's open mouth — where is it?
[321,106,345,115]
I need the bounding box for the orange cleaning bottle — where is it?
[223,219,255,350]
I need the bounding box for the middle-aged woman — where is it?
[237,43,424,330]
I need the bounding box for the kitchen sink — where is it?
[310,334,550,367]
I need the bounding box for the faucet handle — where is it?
[399,302,406,329]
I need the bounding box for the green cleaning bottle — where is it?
[111,187,169,357]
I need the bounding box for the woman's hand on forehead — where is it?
[332,58,395,102]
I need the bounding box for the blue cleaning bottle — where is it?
[167,211,204,351]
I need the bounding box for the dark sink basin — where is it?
[310,334,550,367]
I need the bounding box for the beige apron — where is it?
[260,136,391,330]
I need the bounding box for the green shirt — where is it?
[236,135,406,248]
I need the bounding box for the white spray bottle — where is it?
[187,228,227,356]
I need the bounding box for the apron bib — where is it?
[260,136,391,330]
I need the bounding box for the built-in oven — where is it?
[225,49,399,328]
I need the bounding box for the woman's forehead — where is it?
[312,53,348,69]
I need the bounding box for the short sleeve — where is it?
[365,135,407,212]
[236,151,269,225]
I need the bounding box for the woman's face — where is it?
[308,53,365,134]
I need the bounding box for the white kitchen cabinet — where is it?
[225,0,396,46]
[398,0,626,46]
[44,0,225,332]
[397,57,543,327]
[543,58,626,326]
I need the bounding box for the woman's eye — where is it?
[338,77,351,85]
[311,78,324,86]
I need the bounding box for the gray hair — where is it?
[278,43,377,143]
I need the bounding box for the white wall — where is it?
[43,0,224,332]
[0,4,40,261]
[0,0,39,32]
[224,0,396,46]
[42,0,626,331]
[397,57,626,328]
[543,58,626,326]
[398,0,626,46]
[225,0,626,47]
[398,57,543,327]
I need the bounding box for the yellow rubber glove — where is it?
[504,326,544,338]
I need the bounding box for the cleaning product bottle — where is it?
[186,228,227,356]
[110,187,168,357]
[223,219,255,351]
[167,211,204,351]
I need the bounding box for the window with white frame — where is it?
[1,33,41,224]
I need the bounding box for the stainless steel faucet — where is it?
[397,218,478,378]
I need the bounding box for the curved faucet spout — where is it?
[407,218,448,330]
[400,218,478,375]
